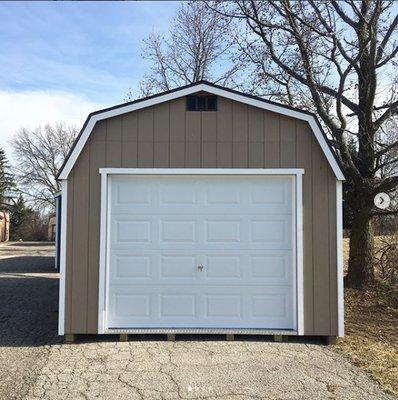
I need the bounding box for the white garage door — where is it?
[106,174,296,330]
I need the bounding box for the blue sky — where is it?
[0,1,180,159]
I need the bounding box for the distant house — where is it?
[0,211,10,242]
[47,214,56,241]
[56,81,345,342]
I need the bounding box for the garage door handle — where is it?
[197,264,204,271]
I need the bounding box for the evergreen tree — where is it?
[9,195,31,240]
[0,148,15,209]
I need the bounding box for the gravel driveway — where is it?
[0,242,394,400]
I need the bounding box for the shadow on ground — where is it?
[76,333,326,345]
[0,256,60,347]
[6,242,55,247]
[0,256,57,273]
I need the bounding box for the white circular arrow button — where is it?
[374,192,390,210]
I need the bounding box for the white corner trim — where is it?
[98,172,108,334]
[54,195,59,270]
[58,83,344,180]
[99,168,305,176]
[98,169,305,334]
[58,180,67,336]
[296,174,304,335]
[336,181,344,337]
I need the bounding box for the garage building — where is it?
[57,81,344,341]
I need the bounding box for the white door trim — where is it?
[295,174,304,335]
[98,172,109,334]
[97,168,304,334]
[99,168,304,176]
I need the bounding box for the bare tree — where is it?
[130,1,239,99]
[11,123,78,209]
[377,117,398,180]
[209,0,398,287]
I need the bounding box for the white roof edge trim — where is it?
[58,83,345,180]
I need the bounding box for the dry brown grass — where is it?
[337,238,398,395]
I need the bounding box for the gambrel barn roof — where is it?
[57,81,345,180]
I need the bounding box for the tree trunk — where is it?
[346,209,375,288]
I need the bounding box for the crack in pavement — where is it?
[24,340,395,400]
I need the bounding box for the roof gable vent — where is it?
[186,94,217,111]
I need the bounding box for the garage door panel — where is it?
[250,217,291,247]
[109,250,292,286]
[112,255,152,280]
[112,205,292,215]
[114,294,151,318]
[252,294,288,318]
[107,174,296,330]
[114,219,152,243]
[161,294,196,317]
[248,178,291,207]
[250,254,291,281]
[160,255,197,278]
[114,178,152,205]
[160,219,197,243]
[205,295,242,318]
[205,220,241,243]
[159,180,199,204]
[108,286,293,329]
[111,214,292,250]
[204,183,241,204]
[205,255,241,278]
[110,253,201,283]
[110,175,292,215]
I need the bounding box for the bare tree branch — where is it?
[11,123,78,210]
[132,2,238,98]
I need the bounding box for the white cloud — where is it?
[0,90,106,162]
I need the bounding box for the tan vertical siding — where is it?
[169,98,185,167]
[186,112,201,167]
[248,107,264,167]
[280,116,296,167]
[202,111,217,168]
[296,121,314,334]
[106,117,122,167]
[154,103,170,168]
[217,98,233,167]
[70,146,90,333]
[328,170,338,335]
[312,137,331,334]
[93,119,107,142]
[64,94,339,336]
[107,116,122,141]
[87,126,106,332]
[138,108,154,167]
[232,102,248,167]
[264,111,280,168]
[121,113,138,167]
